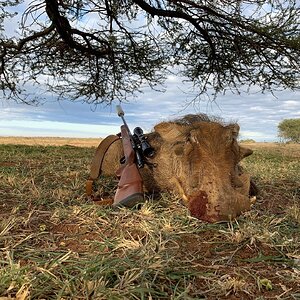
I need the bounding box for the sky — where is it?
[1,1,299,141]
[1,75,300,142]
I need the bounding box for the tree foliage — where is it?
[278,118,300,143]
[0,0,299,104]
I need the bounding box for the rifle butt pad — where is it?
[113,192,144,208]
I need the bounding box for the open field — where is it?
[0,138,299,299]
[241,142,300,158]
[0,137,102,148]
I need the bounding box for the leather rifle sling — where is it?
[86,134,120,200]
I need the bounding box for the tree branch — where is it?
[132,0,216,57]
[45,0,112,57]
[1,24,55,52]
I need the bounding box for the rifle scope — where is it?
[133,127,155,158]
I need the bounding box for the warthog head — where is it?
[102,114,255,222]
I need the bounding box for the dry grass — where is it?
[242,142,300,158]
[0,139,299,299]
[0,137,101,147]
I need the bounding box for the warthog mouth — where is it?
[187,188,252,222]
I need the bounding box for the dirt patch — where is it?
[0,161,18,167]
[256,181,300,215]
[49,222,111,253]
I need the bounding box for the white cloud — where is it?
[284,100,298,105]
[0,119,119,138]
[249,106,268,111]
[281,100,300,109]
[240,130,274,141]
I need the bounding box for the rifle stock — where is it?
[113,125,144,207]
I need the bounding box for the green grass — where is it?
[0,143,299,299]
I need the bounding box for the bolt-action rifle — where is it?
[113,105,154,207]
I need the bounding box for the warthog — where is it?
[102,114,256,222]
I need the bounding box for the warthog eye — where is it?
[173,142,185,156]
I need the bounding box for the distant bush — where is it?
[278,118,300,143]
[240,139,256,143]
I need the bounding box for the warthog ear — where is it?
[239,146,253,159]
[226,124,240,139]
[154,122,185,141]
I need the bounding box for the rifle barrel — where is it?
[116,105,130,133]
[116,105,144,168]
[116,105,124,117]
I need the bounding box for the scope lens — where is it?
[144,147,155,158]
[134,127,143,136]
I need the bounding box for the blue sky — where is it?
[1,75,299,141]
